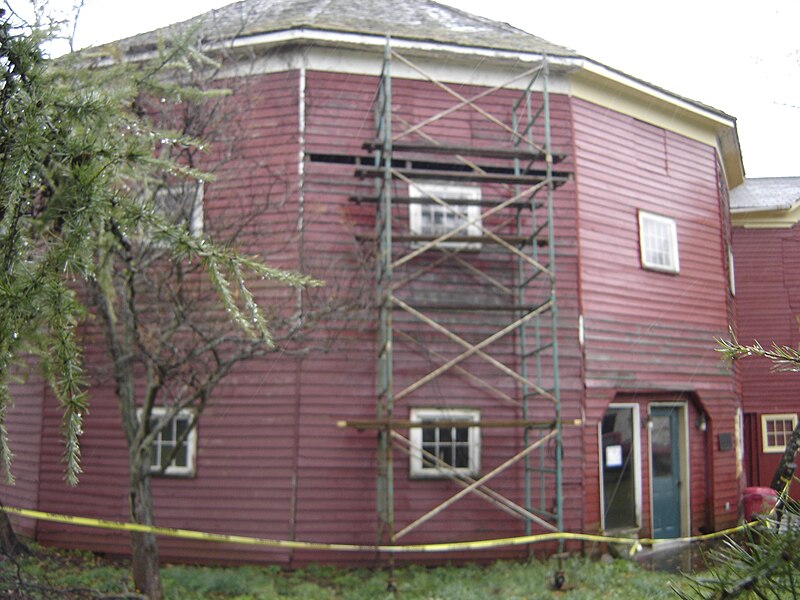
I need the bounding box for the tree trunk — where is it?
[129,468,162,600]
[0,497,25,556]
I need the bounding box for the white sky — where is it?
[30,0,800,178]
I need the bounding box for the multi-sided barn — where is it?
[2,0,747,566]
[731,177,800,499]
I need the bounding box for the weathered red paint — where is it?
[733,222,800,498]
[0,64,740,566]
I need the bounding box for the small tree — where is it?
[0,5,331,599]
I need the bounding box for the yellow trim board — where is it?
[732,201,800,228]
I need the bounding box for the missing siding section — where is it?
[307,153,553,178]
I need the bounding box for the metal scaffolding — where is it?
[348,39,569,549]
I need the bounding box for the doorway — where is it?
[649,404,688,539]
[600,405,641,531]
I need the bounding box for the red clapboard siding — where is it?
[291,68,583,565]
[0,358,46,538]
[32,69,305,565]
[8,57,741,566]
[571,96,739,533]
[733,223,800,496]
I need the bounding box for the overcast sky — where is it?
[29,0,800,179]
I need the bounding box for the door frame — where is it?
[598,403,642,532]
[647,402,690,539]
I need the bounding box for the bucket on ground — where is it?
[742,486,779,521]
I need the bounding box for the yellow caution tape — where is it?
[1,505,758,554]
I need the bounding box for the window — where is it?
[148,181,204,236]
[409,408,480,478]
[143,408,197,476]
[761,413,797,453]
[638,210,679,273]
[408,182,481,248]
[728,247,736,296]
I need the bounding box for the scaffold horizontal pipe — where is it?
[394,302,544,312]
[349,194,544,209]
[361,139,565,162]
[355,166,570,185]
[355,233,547,247]
[523,343,554,358]
[337,418,582,430]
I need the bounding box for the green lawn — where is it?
[0,543,696,599]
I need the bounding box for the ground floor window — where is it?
[600,405,640,530]
[409,408,480,478]
[144,408,197,476]
[761,413,798,453]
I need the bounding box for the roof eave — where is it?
[731,199,800,228]
[111,26,745,187]
[206,26,579,63]
[569,57,744,188]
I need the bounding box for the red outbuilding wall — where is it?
[733,222,800,497]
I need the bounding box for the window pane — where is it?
[455,445,469,468]
[439,446,452,466]
[173,444,188,468]
[175,417,189,439]
[651,414,673,478]
[159,441,175,469]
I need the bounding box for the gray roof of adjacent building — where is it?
[730,177,800,212]
[113,0,579,57]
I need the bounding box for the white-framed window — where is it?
[409,408,480,478]
[638,210,679,273]
[142,408,197,476]
[408,182,481,248]
[728,247,736,296]
[761,413,798,453]
[149,181,204,236]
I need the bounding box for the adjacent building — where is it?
[731,177,800,498]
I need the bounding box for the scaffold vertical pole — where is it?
[375,38,394,549]
[543,56,564,539]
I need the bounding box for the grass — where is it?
[0,543,697,599]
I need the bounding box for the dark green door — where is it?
[650,407,682,539]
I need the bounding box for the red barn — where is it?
[2,0,744,566]
[731,177,800,497]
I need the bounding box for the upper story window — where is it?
[149,181,204,237]
[728,247,736,296]
[409,408,480,478]
[638,210,679,273]
[761,413,797,453]
[408,182,481,248]
[144,408,197,476]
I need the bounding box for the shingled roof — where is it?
[113,0,579,57]
[730,177,800,213]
